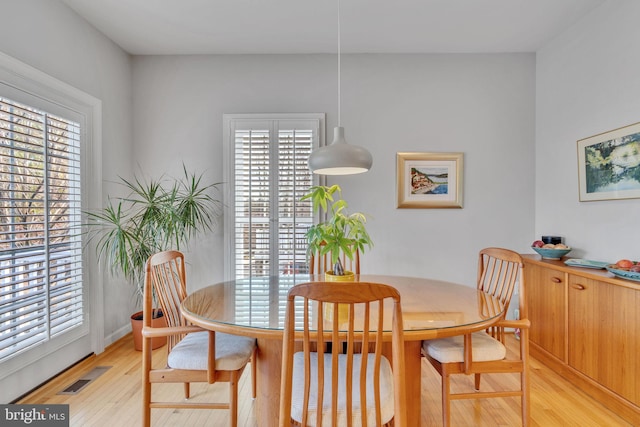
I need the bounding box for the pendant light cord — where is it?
[337,0,341,127]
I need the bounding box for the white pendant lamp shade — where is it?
[308,126,373,175]
[308,0,373,176]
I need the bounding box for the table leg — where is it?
[255,338,282,427]
[405,341,423,427]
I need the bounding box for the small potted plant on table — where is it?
[302,184,373,281]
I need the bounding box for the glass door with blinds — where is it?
[224,114,324,281]
[223,114,324,328]
[0,54,100,403]
[0,94,88,366]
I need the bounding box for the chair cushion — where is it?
[290,352,395,426]
[423,332,506,363]
[167,331,255,371]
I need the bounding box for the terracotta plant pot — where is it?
[130,310,167,351]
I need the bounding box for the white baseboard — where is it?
[103,324,132,350]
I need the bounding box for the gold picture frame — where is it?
[577,121,640,201]
[396,152,463,208]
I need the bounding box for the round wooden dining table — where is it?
[181,274,505,427]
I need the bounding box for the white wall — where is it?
[0,0,133,401]
[536,0,640,261]
[132,53,536,290]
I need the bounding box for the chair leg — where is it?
[184,382,190,399]
[442,370,451,427]
[251,347,257,399]
[229,371,239,427]
[142,381,151,427]
[521,329,531,427]
[521,369,530,427]
[474,373,481,390]
[142,339,152,427]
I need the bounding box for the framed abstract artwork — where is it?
[396,152,463,208]
[578,121,640,201]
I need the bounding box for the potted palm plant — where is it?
[301,184,373,281]
[86,166,221,350]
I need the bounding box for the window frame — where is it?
[222,113,325,281]
[0,52,103,380]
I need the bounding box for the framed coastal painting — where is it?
[396,152,463,208]
[578,121,640,201]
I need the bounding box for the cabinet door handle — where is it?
[551,277,562,283]
[571,283,585,290]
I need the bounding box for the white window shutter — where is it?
[223,114,324,327]
[0,97,83,362]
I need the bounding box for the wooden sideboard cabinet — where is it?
[522,255,640,425]
[526,262,566,361]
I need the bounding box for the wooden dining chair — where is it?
[421,247,530,426]
[141,250,257,427]
[309,247,360,275]
[279,281,406,427]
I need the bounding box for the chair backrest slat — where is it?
[360,301,369,427]
[331,302,340,426]
[303,298,313,427]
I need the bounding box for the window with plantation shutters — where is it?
[0,54,99,402]
[0,96,83,362]
[223,114,324,327]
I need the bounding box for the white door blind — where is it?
[225,115,323,328]
[277,130,315,278]
[231,121,317,281]
[233,129,271,279]
[0,96,83,362]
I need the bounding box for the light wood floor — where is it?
[17,333,631,426]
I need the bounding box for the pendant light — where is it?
[308,0,373,175]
